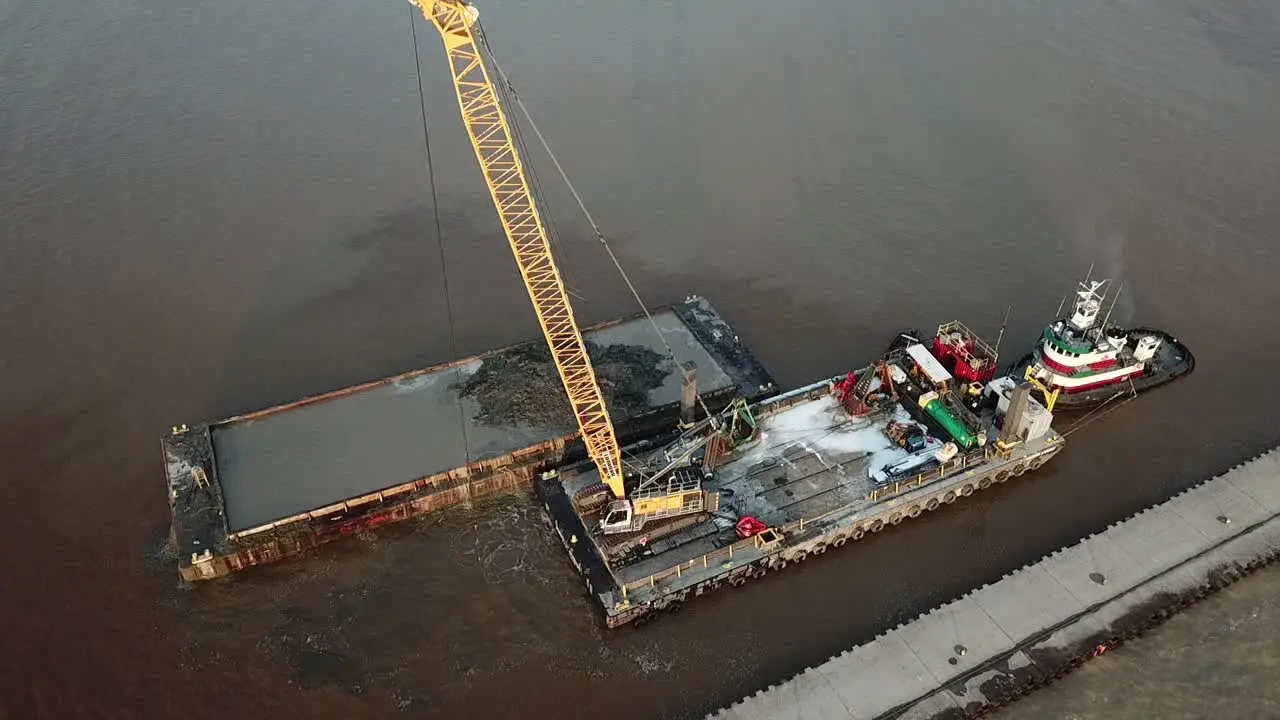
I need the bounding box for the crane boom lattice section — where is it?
[414,0,625,497]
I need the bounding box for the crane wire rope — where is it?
[1059,387,1138,438]
[475,22,719,428]
[484,49,586,302]
[409,5,471,463]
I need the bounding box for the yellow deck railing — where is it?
[620,446,1002,597]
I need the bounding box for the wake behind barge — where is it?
[163,297,775,581]
[540,323,1065,628]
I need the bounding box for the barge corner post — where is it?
[680,361,698,427]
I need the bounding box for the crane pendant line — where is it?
[413,0,626,499]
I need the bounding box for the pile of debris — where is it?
[452,340,672,431]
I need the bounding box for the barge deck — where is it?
[541,371,1065,629]
[164,297,775,581]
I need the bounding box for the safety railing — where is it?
[620,445,1007,598]
[938,320,997,361]
[864,445,994,502]
[620,518,811,599]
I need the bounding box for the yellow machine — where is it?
[408,1,710,534]
[1023,365,1062,412]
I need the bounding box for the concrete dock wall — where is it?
[708,446,1280,720]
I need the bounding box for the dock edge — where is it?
[707,444,1280,720]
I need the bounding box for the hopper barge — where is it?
[163,297,775,581]
[539,321,1065,628]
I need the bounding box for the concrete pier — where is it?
[708,447,1280,720]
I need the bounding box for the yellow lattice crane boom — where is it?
[408,0,626,493]
[407,0,728,537]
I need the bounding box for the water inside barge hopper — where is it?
[164,297,775,581]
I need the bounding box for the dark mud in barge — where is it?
[163,297,774,581]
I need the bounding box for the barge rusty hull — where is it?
[539,377,1066,629]
[165,297,775,582]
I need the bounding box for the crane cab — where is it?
[598,466,718,535]
[599,500,635,534]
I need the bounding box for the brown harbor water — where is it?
[3,0,1279,717]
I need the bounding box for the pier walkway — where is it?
[708,447,1280,720]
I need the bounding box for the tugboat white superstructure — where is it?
[1010,276,1195,412]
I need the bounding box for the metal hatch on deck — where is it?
[906,344,953,385]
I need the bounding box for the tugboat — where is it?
[1007,277,1195,412]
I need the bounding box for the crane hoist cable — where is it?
[408,5,471,463]
[408,0,725,535]
[482,33,587,302]
[410,0,628,503]
[475,22,718,427]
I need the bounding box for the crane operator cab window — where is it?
[602,502,632,532]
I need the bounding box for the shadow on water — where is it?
[201,205,457,419]
[204,195,633,420]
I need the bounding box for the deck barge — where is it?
[540,326,1066,628]
[164,297,775,581]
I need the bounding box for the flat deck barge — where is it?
[540,326,1066,628]
[164,297,775,581]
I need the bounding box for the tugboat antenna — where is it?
[1055,295,1067,318]
[1101,281,1125,331]
[994,305,1013,359]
